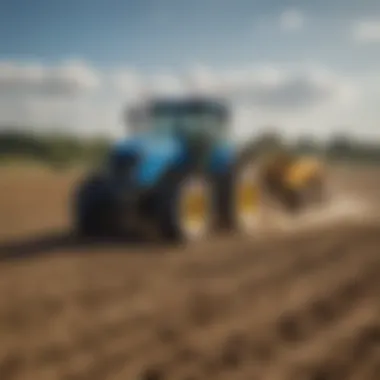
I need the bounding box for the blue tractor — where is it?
[72,96,259,242]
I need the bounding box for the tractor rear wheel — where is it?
[155,172,215,242]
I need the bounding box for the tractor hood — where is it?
[110,135,185,188]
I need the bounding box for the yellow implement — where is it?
[258,150,326,211]
[284,157,325,189]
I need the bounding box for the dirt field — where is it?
[0,164,379,380]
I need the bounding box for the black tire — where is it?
[153,168,214,242]
[73,173,115,238]
[75,203,108,237]
[213,170,235,231]
[213,152,259,232]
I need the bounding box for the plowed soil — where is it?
[0,164,379,380]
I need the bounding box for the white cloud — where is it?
[112,69,143,96]
[1,59,380,142]
[112,63,362,141]
[352,20,380,43]
[0,60,100,97]
[115,65,353,111]
[279,9,305,31]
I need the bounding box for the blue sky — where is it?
[2,0,303,68]
[0,0,380,139]
[1,0,379,70]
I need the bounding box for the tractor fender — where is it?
[113,135,186,188]
[208,142,237,176]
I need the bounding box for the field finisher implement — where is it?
[73,96,326,243]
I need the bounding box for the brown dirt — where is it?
[0,164,379,380]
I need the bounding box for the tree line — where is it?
[241,132,380,165]
[1,129,380,168]
[0,130,111,168]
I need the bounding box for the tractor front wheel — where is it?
[216,161,262,235]
[75,203,111,238]
[72,174,116,238]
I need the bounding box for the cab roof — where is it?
[150,95,226,106]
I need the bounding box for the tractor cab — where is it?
[127,97,229,148]
[125,97,230,171]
